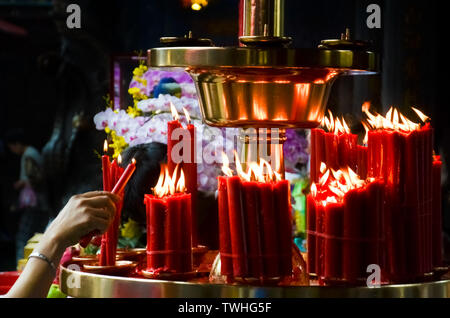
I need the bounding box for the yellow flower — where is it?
[121,218,141,239]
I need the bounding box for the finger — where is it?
[87,207,115,222]
[86,216,110,234]
[80,191,121,202]
[85,195,117,213]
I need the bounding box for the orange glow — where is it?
[362,103,428,133]
[412,107,430,123]
[320,110,351,134]
[311,163,367,202]
[311,182,317,197]
[182,107,191,124]
[153,164,185,198]
[221,152,281,182]
[118,154,122,165]
[221,152,233,177]
[170,102,179,121]
[103,140,109,153]
[131,158,136,165]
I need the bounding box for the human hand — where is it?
[44,191,120,249]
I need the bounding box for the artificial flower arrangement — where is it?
[93,61,310,248]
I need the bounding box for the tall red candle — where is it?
[226,176,248,277]
[183,111,198,247]
[273,179,293,277]
[323,202,343,281]
[242,181,262,278]
[144,195,166,272]
[217,176,233,275]
[432,157,443,269]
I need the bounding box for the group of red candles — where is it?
[143,165,193,274]
[307,165,384,284]
[99,144,136,266]
[308,105,443,284]
[218,154,292,281]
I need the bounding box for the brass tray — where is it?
[60,265,450,298]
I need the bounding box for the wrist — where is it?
[37,231,67,266]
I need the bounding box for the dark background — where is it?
[1,0,449,271]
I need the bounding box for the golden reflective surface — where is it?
[190,67,338,128]
[60,265,450,298]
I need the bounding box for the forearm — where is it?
[5,232,66,298]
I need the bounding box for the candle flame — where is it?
[321,110,351,134]
[412,107,430,123]
[222,151,281,182]
[320,162,327,174]
[221,152,233,177]
[362,103,428,133]
[311,182,317,197]
[118,154,122,165]
[153,164,185,198]
[132,158,136,165]
[312,163,368,202]
[103,140,109,153]
[170,102,179,121]
[182,107,191,124]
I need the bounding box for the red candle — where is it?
[182,108,198,247]
[306,194,316,275]
[242,181,262,278]
[217,176,233,275]
[167,103,182,175]
[324,202,343,281]
[226,175,248,277]
[258,182,280,278]
[165,194,182,272]
[273,179,292,277]
[432,157,443,269]
[111,158,136,195]
[179,193,193,272]
[144,195,166,272]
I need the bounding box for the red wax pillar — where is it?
[273,179,293,277]
[167,120,182,175]
[242,181,262,278]
[217,176,233,275]
[315,204,325,279]
[432,158,443,269]
[165,195,182,272]
[180,193,193,273]
[310,129,317,183]
[323,202,343,281]
[258,182,279,278]
[306,195,316,275]
[226,176,247,277]
[342,188,363,283]
[184,122,198,247]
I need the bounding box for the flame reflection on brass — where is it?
[190,67,339,128]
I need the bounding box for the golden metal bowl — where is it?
[148,47,378,128]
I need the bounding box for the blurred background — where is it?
[0,0,449,271]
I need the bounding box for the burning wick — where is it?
[362,102,430,133]
[182,107,191,125]
[153,164,186,198]
[170,102,179,121]
[104,140,109,153]
[320,110,351,134]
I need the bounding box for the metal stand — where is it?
[60,265,450,298]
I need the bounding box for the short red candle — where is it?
[217,176,233,275]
